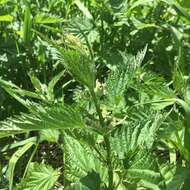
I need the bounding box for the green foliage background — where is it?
[0,0,190,189]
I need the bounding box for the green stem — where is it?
[100,15,104,55]
[90,89,105,128]
[104,136,114,190]
[59,130,65,187]
[90,89,114,189]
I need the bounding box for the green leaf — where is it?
[105,47,147,110]
[167,166,190,190]
[56,49,95,90]
[140,71,177,109]
[0,78,40,99]
[34,32,95,90]
[0,127,25,139]
[0,78,41,109]
[0,137,37,153]
[40,129,60,143]
[131,16,160,30]
[160,163,176,185]
[63,134,107,184]
[34,13,65,24]
[7,142,35,190]
[0,103,85,138]
[184,79,190,105]
[65,183,89,190]
[47,70,65,100]
[80,171,101,190]
[110,112,163,159]
[173,65,185,94]
[0,14,13,22]
[129,0,155,10]
[161,0,190,21]
[0,0,8,5]
[28,72,43,93]
[23,5,32,45]
[180,0,190,9]
[74,0,93,20]
[126,150,164,190]
[15,162,60,190]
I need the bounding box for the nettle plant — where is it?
[1,38,188,190]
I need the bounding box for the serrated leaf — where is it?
[40,129,60,143]
[105,47,147,110]
[0,103,85,138]
[126,150,164,190]
[64,134,107,184]
[15,162,60,190]
[56,49,95,90]
[110,112,163,159]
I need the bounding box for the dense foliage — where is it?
[1,0,190,189]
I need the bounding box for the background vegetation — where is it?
[0,0,190,189]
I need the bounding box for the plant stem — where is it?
[90,89,114,189]
[104,136,114,190]
[90,89,105,128]
[23,141,39,178]
[59,130,65,187]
